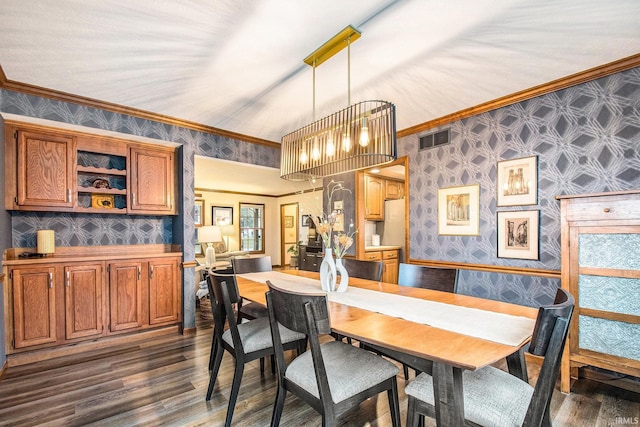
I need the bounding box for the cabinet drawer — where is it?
[382,250,398,260]
[363,251,382,261]
[565,196,640,222]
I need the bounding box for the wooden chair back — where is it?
[232,256,272,273]
[266,280,333,402]
[524,287,574,426]
[208,272,245,354]
[397,263,458,293]
[341,258,383,281]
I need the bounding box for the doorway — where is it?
[280,203,299,267]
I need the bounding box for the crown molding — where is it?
[397,53,640,138]
[0,65,280,148]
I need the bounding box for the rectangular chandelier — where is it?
[280,100,396,180]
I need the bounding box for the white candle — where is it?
[37,230,55,254]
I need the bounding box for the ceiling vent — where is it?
[419,128,450,150]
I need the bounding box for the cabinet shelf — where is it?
[75,206,128,214]
[77,165,127,176]
[77,187,127,195]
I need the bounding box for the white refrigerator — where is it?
[381,199,406,262]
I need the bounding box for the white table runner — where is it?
[240,271,535,347]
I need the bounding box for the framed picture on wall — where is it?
[212,206,233,225]
[497,210,539,260]
[284,215,294,228]
[194,199,204,227]
[496,156,538,206]
[301,214,311,227]
[437,184,480,236]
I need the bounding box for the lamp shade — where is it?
[198,225,222,243]
[37,230,55,254]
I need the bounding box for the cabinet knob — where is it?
[603,208,611,213]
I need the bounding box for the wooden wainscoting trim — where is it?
[398,53,640,137]
[409,259,561,279]
[0,66,278,148]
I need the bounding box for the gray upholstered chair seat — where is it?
[222,317,305,354]
[286,340,399,403]
[239,302,268,320]
[405,366,533,427]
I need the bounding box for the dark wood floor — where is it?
[0,308,638,426]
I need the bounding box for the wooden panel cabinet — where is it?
[64,263,103,340]
[108,261,144,333]
[364,174,384,220]
[5,121,177,215]
[11,265,57,349]
[16,129,75,209]
[128,145,176,215]
[361,249,399,283]
[149,257,181,325]
[559,190,640,393]
[382,250,399,284]
[3,246,182,361]
[385,179,402,200]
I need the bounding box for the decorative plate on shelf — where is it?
[92,178,110,189]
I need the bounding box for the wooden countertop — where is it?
[3,244,182,265]
[364,245,401,251]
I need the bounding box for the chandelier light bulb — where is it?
[359,117,369,147]
[300,150,308,164]
[326,135,335,156]
[311,142,320,160]
[343,132,352,152]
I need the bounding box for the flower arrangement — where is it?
[333,232,354,259]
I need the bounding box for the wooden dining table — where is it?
[236,269,539,427]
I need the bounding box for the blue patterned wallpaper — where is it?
[399,67,640,306]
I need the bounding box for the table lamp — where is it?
[198,225,222,266]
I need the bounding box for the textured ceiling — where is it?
[1,0,639,145]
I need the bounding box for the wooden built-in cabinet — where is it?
[363,174,405,220]
[64,263,104,340]
[3,245,182,359]
[11,265,58,349]
[558,190,640,393]
[149,258,181,325]
[4,120,177,215]
[363,249,399,283]
[15,129,76,210]
[364,174,384,220]
[129,145,176,215]
[384,179,403,200]
[108,260,144,333]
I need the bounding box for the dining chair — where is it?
[397,263,459,293]
[405,287,574,427]
[265,280,401,427]
[231,255,272,321]
[396,263,458,378]
[340,258,384,281]
[205,272,307,427]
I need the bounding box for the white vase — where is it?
[319,246,337,292]
[335,257,349,292]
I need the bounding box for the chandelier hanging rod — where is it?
[303,25,361,68]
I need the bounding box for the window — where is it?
[240,203,264,253]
